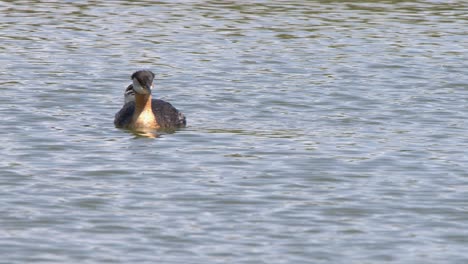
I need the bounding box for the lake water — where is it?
[0,0,467,263]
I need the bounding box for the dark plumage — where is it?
[131,70,154,90]
[114,70,186,130]
[114,99,186,129]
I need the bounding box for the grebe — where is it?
[124,84,135,104]
[114,70,186,130]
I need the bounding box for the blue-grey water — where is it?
[1,1,467,263]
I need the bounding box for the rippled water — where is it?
[1,0,467,263]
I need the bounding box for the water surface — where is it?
[0,1,467,263]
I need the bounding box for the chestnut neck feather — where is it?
[134,93,152,113]
[131,93,158,129]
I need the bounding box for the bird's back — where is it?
[151,99,186,129]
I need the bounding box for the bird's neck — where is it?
[134,93,152,113]
[132,93,158,129]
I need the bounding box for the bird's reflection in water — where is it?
[128,127,180,139]
[131,129,160,138]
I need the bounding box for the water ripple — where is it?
[0,0,467,263]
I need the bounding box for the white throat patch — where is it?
[132,79,151,95]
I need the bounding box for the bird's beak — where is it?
[146,84,152,92]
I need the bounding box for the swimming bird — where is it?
[114,70,186,130]
[124,84,135,104]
